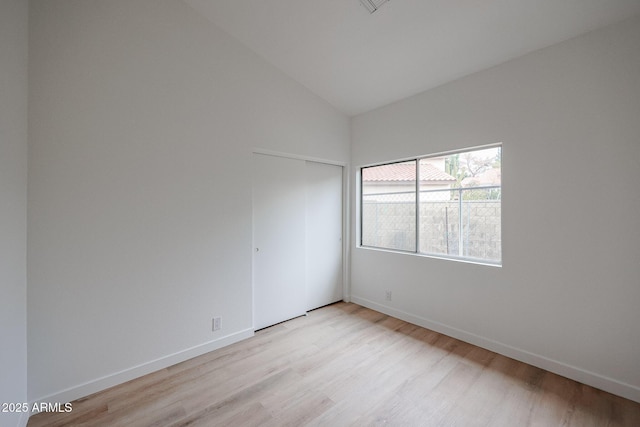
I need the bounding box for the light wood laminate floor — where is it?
[29,302,640,426]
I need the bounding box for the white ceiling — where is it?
[184,0,640,116]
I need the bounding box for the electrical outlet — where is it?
[385,290,392,301]
[212,317,221,331]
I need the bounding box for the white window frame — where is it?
[359,144,502,266]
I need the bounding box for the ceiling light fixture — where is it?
[359,0,390,14]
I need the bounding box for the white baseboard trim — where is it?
[29,328,254,409]
[351,296,640,403]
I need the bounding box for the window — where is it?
[360,145,501,265]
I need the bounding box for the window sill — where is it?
[357,245,502,268]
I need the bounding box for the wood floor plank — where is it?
[28,302,640,427]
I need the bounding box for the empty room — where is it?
[2,0,640,426]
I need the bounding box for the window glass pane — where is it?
[418,147,501,262]
[361,160,416,251]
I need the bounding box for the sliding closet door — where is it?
[252,154,307,330]
[306,161,343,310]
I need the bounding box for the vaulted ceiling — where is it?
[184,0,640,116]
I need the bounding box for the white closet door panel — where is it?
[306,161,343,310]
[253,154,307,330]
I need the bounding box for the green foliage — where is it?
[492,147,502,169]
[461,187,501,201]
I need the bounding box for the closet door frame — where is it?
[251,148,350,331]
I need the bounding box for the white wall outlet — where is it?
[212,317,221,331]
[385,290,392,301]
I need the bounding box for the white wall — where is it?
[0,0,29,426]
[28,0,349,402]
[351,16,640,402]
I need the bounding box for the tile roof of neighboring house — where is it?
[363,162,456,182]
[461,167,501,187]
